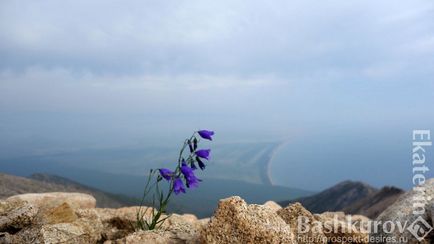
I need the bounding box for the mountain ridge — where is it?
[278,180,404,218]
[0,172,137,208]
[279,180,377,212]
[343,185,404,218]
[0,171,313,218]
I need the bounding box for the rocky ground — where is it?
[1,180,433,244]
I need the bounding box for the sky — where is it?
[0,1,433,188]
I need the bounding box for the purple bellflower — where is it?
[181,163,200,188]
[198,130,215,141]
[137,130,215,231]
[196,149,211,160]
[158,168,173,181]
[173,177,186,195]
[183,159,197,171]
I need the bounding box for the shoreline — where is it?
[266,140,290,186]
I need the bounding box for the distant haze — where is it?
[0,0,433,190]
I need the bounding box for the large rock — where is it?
[369,178,434,244]
[95,206,152,222]
[38,202,78,225]
[350,215,371,230]
[277,202,327,244]
[315,212,369,244]
[263,201,283,212]
[0,207,104,243]
[107,230,183,244]
[6,192,96,210]
[314,212,370,229]
[197,217,210,227]
[39,208,104,243]
[0,199,38,232]
[93,206,155,241]
[163,214,201,228]
[40,222,101,244]
[201,196,296,244]
[316,211,346,221]
[107,214,204,244]
[91,206,201,242]
[0,227,41,243]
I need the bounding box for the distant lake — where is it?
[269,129,424,191]
[2,128,431,192]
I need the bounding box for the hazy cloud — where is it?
[1,0,433,148]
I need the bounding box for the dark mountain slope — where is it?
[0,168,313,218]
[279,180,404,219]
[279,180,377,213]
[0,172,136,208]
[343,186,404,218]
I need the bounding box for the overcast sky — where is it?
[1,0,434,156]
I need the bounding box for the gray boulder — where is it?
[369,178,434,243]
[0,199,38,232]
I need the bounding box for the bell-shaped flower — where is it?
[198,130,214,141]
[196,149,211,160]
[173,177,186,195]
[158,168,173,181]
[181,163,200,188]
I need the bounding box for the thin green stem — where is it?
[137,131,202,231]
